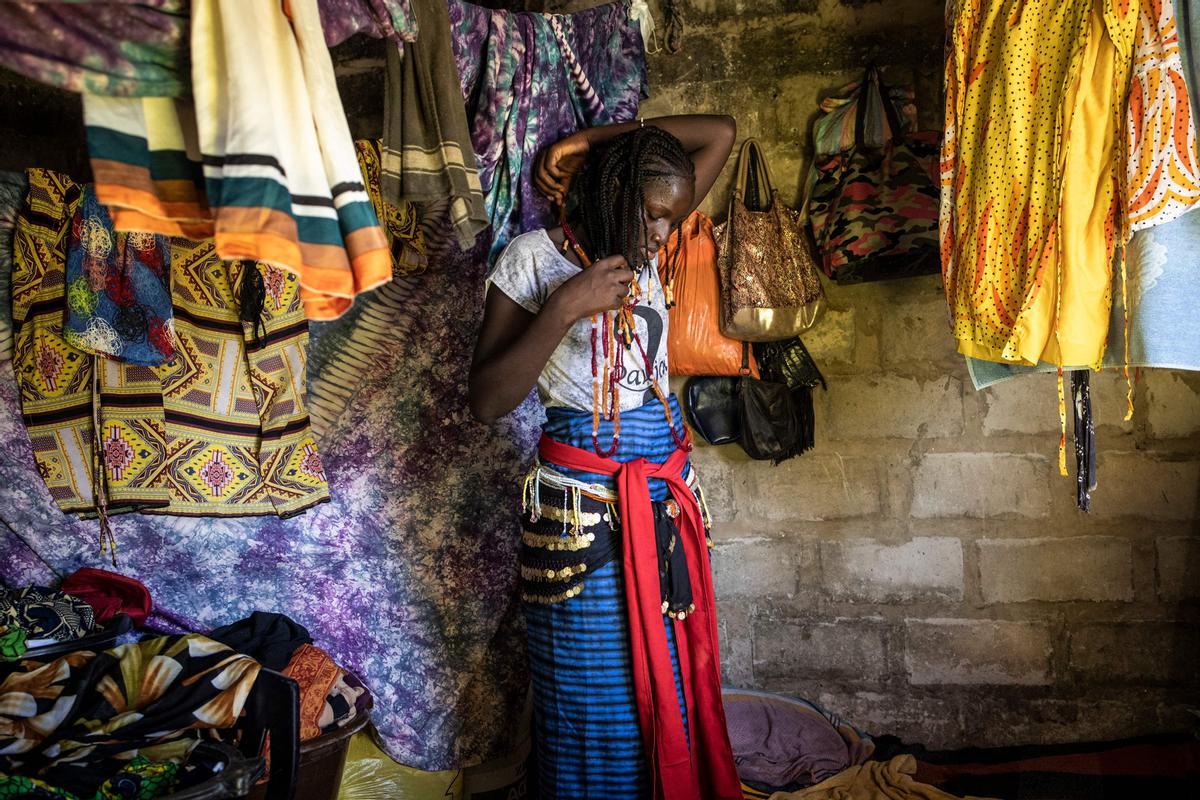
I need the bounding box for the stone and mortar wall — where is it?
[2,0,1198,750]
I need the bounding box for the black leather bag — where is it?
[737,377,803,463]
[683,376,741,446]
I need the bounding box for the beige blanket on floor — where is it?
[769,755,998,800]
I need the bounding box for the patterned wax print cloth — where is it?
[941,0,1138,367]
[966,0,1200,386]
[0,586,95,644]
[82,0,390,321]
[0,0,645,766]
[0,757,180,800]
[0,635,258,797]
[1127,0,1200,231]
[64,185,174,366]
[13,168,330,518]
[448,0,648,265]
[0,1,188,97]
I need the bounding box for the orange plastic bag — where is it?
[658,211,759,377]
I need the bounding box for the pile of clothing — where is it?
[726,690,1200,800]
[0,632,261,798]
[0,601,369,797]
[209,611,371,742]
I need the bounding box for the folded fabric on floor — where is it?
[13,168,331,519]
[0,586,94,643]
[904,733,1200,800]
[209,611,313,671]
[449,0,647,265]
[0,634,259,797]
[767,755,996,800]
[60,567,153,625]
[64,185,175,366]
[318,0,418,46]
[382,0,487,250]
[0,756,180,800]
[0,1,188,97]
[82,0,390,321]
[724,688,875,790]
[282,643,368,740]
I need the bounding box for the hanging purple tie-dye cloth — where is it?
[318,0,418,46]
[0,1,188,97]
[448,0,648,266]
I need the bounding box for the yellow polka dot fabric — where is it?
[941,0,1139,367]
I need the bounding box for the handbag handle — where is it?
[734,138,776,212]
[854,66,905,149]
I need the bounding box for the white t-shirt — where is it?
[487,229,669,412]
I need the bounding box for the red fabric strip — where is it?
[537,434,741,800]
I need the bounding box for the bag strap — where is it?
[737,138,776,212]
[794,336,826,390]
[734,137,755,200]
[854,66,905,148]
[739,341,752,376]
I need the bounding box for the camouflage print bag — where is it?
[806,67,941,285]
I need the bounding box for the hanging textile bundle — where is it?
[941,0,1139,368]
[629,0,661,54]
[448,0,648,265]
[82,0,392,321]
[13,168,331,524]
[382,0,488,250]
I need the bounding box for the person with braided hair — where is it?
[470,115,739,800]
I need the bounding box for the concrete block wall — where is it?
[691,280,1200,747]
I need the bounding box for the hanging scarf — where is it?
[382,0,487,249]
[64,186,174,366]
[81,0,390,321]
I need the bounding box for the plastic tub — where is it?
[247,701,373,800]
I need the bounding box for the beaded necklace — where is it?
[559,221,689,456]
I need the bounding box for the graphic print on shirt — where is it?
[625,303,669,405]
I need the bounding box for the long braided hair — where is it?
[574,126,694,301]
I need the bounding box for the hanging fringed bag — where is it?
[716,138,824,342]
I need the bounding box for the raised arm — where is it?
[534,114,736,213]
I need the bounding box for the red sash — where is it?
[537,434,741,800]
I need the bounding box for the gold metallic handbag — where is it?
[715,138,824,341]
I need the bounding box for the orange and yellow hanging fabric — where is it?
[1127,0,1200,230]
[941,0,1140,368]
